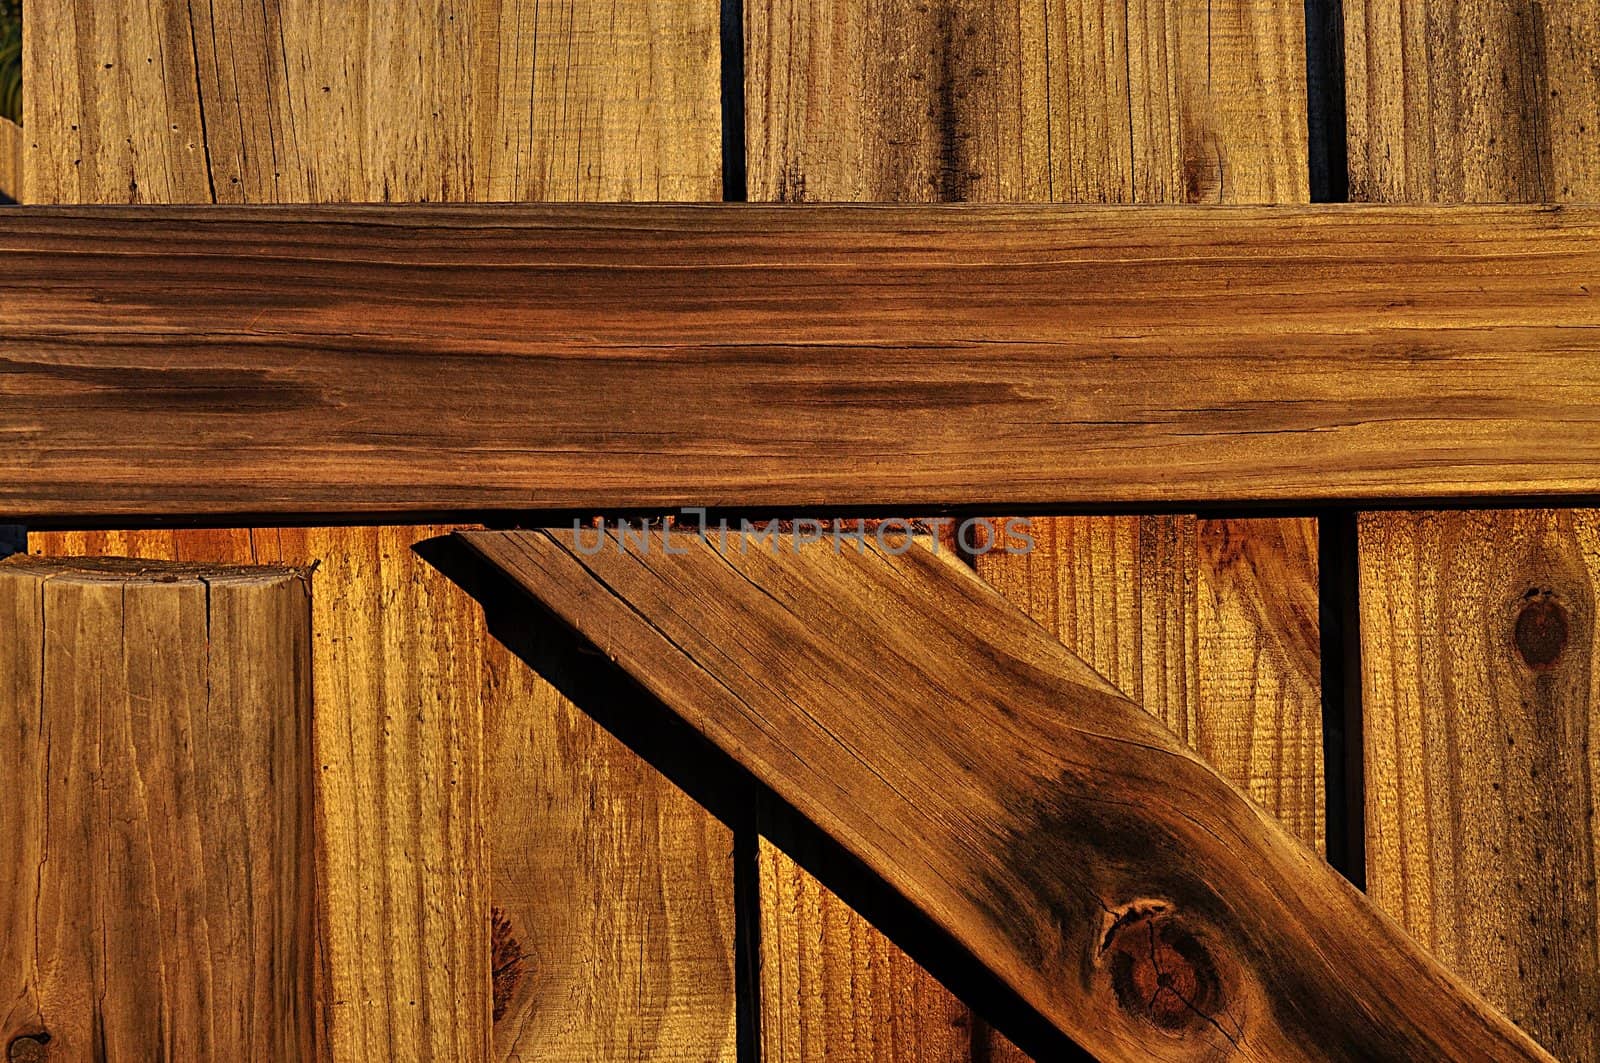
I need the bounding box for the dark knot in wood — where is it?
[491,905,526,1023]
[1102,902,1222,1033]
[1514,590,1569,670]
[6,1033,50,1063]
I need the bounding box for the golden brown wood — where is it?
[746,0,1307,204]
[23,0,721,203]
[1345,0,1600,203]
[7,203,1600,518]
[0,556,315,1061]
[465,527,1553,1062]
[483,659,738,1061]
[1195,519,1324,846]
[24,3,735,1058]
[747,5,1319,1052]
[760,842,976,1062]
[24,530,494,1062]
[1359,511,1600,1060]
[0,117,19,201]
[26,525,739,1063]
[1349,5,1600,1058]
[978,518,1324,847]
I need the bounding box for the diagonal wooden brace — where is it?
[463,527,1552,1062]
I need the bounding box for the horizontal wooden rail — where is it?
[4,203,1599,518]
[464,527,1553,1062]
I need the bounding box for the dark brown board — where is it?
[4,204,1600,517]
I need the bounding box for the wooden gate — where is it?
[2,0,1597,1059]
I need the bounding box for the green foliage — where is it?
[0,0,18,124]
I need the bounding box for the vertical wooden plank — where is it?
[1345,0,1600,203]
[0,556,47,1050]
[1359,512,1600,1059]
[0,116,18,199]
[747,0,1307,204]
[24,3,731,1060]
[484,669,738,1062]
[746,2,1320,1058]
[474,0,722,202]
[759,845,972,1062]
[0,558,315,1061]
[286,527,493,1063]
[1347,4,1600,1058]
[24,0,722,204]
[1196,518,1325,847]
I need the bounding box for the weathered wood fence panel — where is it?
[23,3,733,1061]
[467,528,1553,1063]
[746,1,1319,1055]
[1348,0,1600,1057]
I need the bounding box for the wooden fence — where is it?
[5,0,1598,1060]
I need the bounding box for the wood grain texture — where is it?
[466,527,1553,1063]
[25,526,739,1063]
[1349,4,1600,1058]
[747,6,1317,1055]
[25,529,494,1062]
[23,0,721,203]
[7,204,1600,518]
[1360,511,1600,1060]
[746,0,1307,204]
[0,116,18,201]
[24,4,736,1059]
[978,518,1324,848]
[1194,519,1324,846]
[760,841,977,1063]
[0,556,315,1061]
[1345,0,1600,203]
[483,648,738,1062]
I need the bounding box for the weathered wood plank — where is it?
[465,527,1552,1063]
[24,0,720,203]
[482,654,738,1062]
[759,841,975,1062]
[1348,4,1600,1058]
[746,0,1307,204]
[0,117,19,201]
[1345,0,1600,204]
[24,3,735,1059]
[0,556,315,1061]
[1359,511,1600,1059]
[6,204,1600,518]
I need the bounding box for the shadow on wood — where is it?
[416,533,1091,1062]
[458,528,1555,1062]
